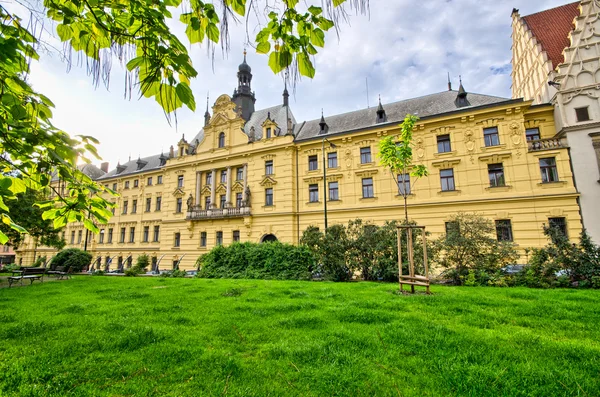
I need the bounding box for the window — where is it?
[488,163,505,187]
[236,192,243,208]
[220,170,227,184]
[216,231,223,245]
[549,217,568,237]
[206,173,212,185]
[176,198,183,213]
[132,199,137,214]
[440,169,455,191]
[362,178,374,198]
[219,195,226,209]
[133,179,139,188]
[445,221,460,237]
[328,152,338,168]
[112,183,117,191]
[177,175,184,188]
[124,181,130,189]
[308,155,318,171]
[236,167,243,181]
[147,177,153,186]
[575,107,590,122]
[129,227,135,243]
[155,196,162,211]
[120,227,126,243]
[218,132,225,148]
[174,232,181,247]
[107,228,113,243]
[397,174,411,195]
[99,229,105,244]
[483,127,500,147]
[328,181,339,201]
[122,201,128,214]
[540,157,559,183]
[78,230,82,243]
[143,226,149,242]
[145,198,151,212]
[525,128,540,141]
[495,220,513,242]
[265,188,274,206]
[153,226,160,242]
[437,134,451,153]
[157,175,163,184]
[265,160,273,175]
[200,232,207,247]
[309,184,319,202]
[360,147,372,164]
[266,127,272,139]
[70,231,75,244]
[205,196,211,209]
[233,230,240,242]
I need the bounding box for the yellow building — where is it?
[16,55,582,270]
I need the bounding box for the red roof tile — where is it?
[523,2,580,69]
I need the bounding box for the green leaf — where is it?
[332,0,347,6]
[56,24,72,42]
[310,28,325,47]
[126,56,146,71]
[155,84,183,113]
[0,231,8,245]
[175,83,196,111]
[297,52,315,78]
[206,23,219,43]
[231,0,246,16]
[83,219,99,233]
[256,41,270,54]
[9,178,26,194]
[308,6,322,16]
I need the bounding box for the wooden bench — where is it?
[46,266,71,279]
[8,267,46,288]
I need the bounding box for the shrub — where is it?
[50,248,92,273]
[92,270,105,276]
[3,263,19,272]
[124,267,144,277]
[432,213,519,285]
[32,256,47,267]
[160,268,187,278]
[197,242,315,280]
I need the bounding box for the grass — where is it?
[0,277,599,396]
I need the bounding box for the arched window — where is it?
[218,132,225,148]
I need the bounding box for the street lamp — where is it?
[322,138,337,231]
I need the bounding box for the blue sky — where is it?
[11,0,569,168]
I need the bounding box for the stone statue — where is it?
[187,194,194,210]
[243,186,251,207]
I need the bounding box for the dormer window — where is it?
[179,147,184,157]
[218,132,225,148]
[266,128,272,139]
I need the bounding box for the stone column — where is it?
[210,169,216,209]
[242,163,248,204]
[195,171,202,208]
[225,166,232,207]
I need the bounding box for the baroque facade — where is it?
[16,55,583,270]
[512,1,600,243]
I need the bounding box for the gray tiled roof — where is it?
[243,104,297,140]
[51,163,106,182]
[295,90,516,141]
[96,153,168,180]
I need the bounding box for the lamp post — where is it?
[322,138,336,231]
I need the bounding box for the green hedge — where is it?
[197,242,315,280]
[50,248,92,272]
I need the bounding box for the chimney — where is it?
[100,162,109,173]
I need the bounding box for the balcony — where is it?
[187,206,251,220]
[528,137,568,152]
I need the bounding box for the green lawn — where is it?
[0,277,599,396]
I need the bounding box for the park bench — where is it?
[46,266,71,279]
[8,267,45,288]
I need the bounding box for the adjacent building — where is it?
[512,0,600,243]
[15,54,583,269]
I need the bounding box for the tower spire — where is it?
[447,72,452,91]
[376,95,387,123]
[283,78,289,106]
[232,50,256,121]
[204,92,210,127]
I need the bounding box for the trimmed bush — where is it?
[196,242,315,280]
[50,248,92,273]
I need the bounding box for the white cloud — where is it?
[13,0,570,168]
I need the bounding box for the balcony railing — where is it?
[528,137,568,152]
[187,205,251,220]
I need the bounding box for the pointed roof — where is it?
[522,2,579,69]
[238,49,251,73]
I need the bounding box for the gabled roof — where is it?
[295,90,513,141]
[522,2,580,69]
[243,104,297,139]
[96,153,168,180]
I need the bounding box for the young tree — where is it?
[378,114,428,223]
[0,1,367,243]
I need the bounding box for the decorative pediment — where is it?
[216,184,227,194]
[478,153,512,163]
[477,118,503,127]
[524,119,545,129]
[304,148,320,155]
[172,188,185,197]
[355,169,379,177]
[232,181,244,192]
[260,176,278,187]
[262,154,276,160]
[208,113,231,127]
[304,176,323,184]
[175,169,186,175]
[355,139,374,146]
[431,159,461,168]
[326,174,343,182]
[201,185,212,195]
[431,126,455,135]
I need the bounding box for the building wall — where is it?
[15,96,583,269]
